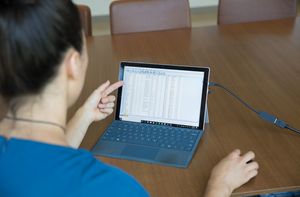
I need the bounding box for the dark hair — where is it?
[0,0,83,119]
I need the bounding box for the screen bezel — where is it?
[115,61,210,130]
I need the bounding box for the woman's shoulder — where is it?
[0,136,149,197]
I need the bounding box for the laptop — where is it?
[92,62,210,168]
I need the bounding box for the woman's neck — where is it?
[0,90,69,146]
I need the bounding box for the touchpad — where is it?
[121,145,159,160]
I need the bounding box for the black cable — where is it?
[209,82,300,135]
[209,82,259,114]
[286,125,300,135]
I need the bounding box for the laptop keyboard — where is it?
[101,121,200,152]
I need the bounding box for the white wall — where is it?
[73,0,218,16]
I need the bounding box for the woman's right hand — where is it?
[204,149,259,197]
[81,80,123,123]
[66,80,123,148]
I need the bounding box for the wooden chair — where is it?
[77,5,92,36]
[110,0,191,35]
[218,0,297,25]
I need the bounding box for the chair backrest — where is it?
[218,0,297,25]
[110,0,191,35]
[77,5,92,36]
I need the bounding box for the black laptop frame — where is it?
[115,61,210,131]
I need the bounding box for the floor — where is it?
[92,2,300,36]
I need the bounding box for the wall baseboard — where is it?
[191,5,218,14]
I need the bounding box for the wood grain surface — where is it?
[68,17,300,197]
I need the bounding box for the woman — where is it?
[0,1,259,196]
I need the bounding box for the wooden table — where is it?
[69,17,300,197]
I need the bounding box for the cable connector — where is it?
[209,82,216,87]
[258,111,286,128]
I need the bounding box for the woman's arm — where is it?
[66,81,123,148]
[204,149,259,197]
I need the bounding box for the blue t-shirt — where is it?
[0,136,149,197]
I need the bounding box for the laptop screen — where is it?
[116,62,210,130]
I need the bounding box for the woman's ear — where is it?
[63,37,88,107]
[65,49,82,80]
[63,47,88,108]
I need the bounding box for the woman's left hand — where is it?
[82,80,123,123]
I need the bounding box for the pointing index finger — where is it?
[102,81,123,97]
